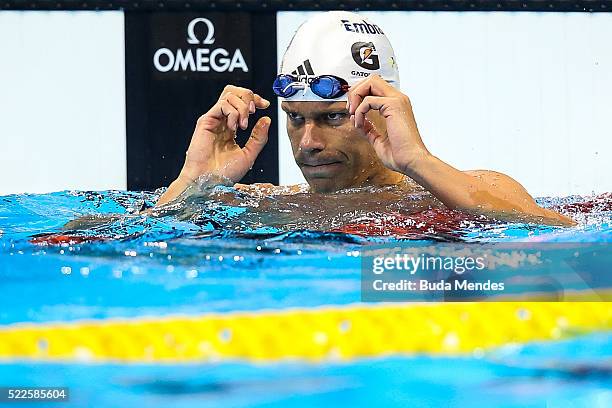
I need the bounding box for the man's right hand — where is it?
[157,85,271,206]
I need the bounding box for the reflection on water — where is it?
[159,177,447,231]
[3,179,610,245]
[0,187,610,408]
[0,333,608,408]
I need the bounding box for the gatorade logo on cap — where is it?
[279,11,400,101]
[351,42,380,70]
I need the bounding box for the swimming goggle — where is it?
[272,74,349,99]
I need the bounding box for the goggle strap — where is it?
[282,82,304,94]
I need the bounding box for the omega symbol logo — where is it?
[187,18,215,45]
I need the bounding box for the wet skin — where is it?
[156,80,574,226]
[282,101,404,193]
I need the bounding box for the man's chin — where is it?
[305,177,347,193]
[300,163,350,193]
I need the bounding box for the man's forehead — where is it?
[281,101,347,113]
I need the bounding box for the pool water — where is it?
[2,334,610,408]
[0,186,610,407]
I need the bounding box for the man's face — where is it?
[282,101,388,192]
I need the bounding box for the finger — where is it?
[225,93,250,130]
[354,96,388,128]
[252,93,270,109]
[242,116,271,164]
[216,100,240,132]
[362,117,386,147]
[222,85,270,110]
[349,113,368,136]
[350,114,387,157]
[348,75,399,115]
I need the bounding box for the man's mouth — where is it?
[301,160,342,167]
[299,161,344,177]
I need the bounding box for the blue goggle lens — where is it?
[311,76,343,99]
[272,75,299,98]
[272,75,348,99]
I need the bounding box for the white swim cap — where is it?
[278,11,400,102]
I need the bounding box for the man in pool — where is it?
[156,11,572,226]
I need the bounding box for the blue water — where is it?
[0,189,610,407]
[1,333,610,408]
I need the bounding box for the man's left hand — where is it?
[347,74,430,175]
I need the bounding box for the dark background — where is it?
[125,11,279,190]
[3,1,609,13]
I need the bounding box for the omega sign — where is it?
[153,17,249,73]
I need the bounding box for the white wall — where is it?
[0,11,126,195]
[277,11,612,197]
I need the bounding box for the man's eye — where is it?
[287,112,303,121]
[326,112,346,121]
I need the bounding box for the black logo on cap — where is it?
[351,42,380,70]
[292,59,315,77]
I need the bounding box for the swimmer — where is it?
[156,11,574,226]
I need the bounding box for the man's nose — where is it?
[298,121,325,152]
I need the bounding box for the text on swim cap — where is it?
[341,19,385,35]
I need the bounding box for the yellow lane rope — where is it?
[0,302,610,363]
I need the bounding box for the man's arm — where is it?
[157,175,196,206]
[408,163,573,225]
[347,75,574,226]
